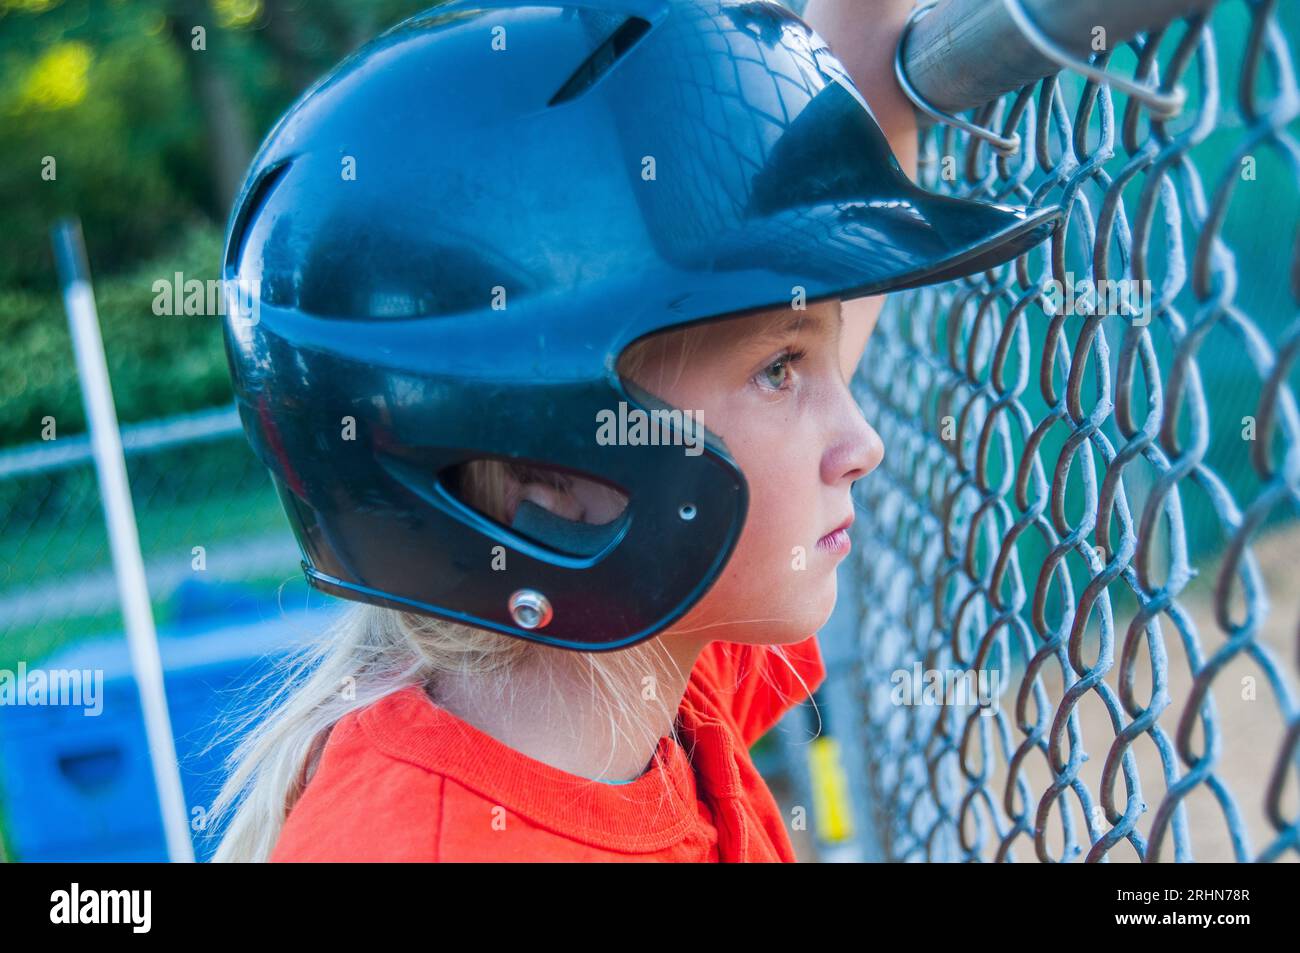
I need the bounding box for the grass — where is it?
[1,483,287,597]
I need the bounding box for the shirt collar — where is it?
[357,683,712,852]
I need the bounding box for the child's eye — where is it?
[755,348,806,391]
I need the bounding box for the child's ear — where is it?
[516,479,584,522]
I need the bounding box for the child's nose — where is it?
[822,391,885,487]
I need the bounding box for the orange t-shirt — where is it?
[269,633,826,862]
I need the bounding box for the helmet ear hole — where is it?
[441,457,630,559]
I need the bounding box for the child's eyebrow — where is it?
[743,306,844,351]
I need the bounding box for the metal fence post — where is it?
[50,218,196,864]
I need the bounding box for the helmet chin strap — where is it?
[509,498,624,558]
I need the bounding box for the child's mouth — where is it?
[816,527,851,555]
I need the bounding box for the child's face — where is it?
[635,297,884,646]
[508,296,884,647]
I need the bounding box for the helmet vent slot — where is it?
[224,158,292,273]
[548,14,651,106]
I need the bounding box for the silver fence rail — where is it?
[797,0,1298,861]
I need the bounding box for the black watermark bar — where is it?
[0,860,1284,939]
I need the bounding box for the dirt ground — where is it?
[1016,522,1300,862]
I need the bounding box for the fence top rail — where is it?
[0,403,242,480]
[901,0,1219,117]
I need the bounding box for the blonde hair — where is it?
[203,323,714,862]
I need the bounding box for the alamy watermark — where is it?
[596,400,704,457]
[890,662,1004,716]
[50,883,150,933]
[1042,272,1154,324]
[151,272,260,327]
[0,664,103,716]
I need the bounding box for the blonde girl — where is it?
[204,0,1059,862]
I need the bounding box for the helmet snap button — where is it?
[679,503,697,521]
[509,589,553,629]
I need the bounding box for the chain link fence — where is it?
[0,407,301,672]
[0,0,1295,863]
[824,0,1300,861]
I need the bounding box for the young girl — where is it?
[205,0,1059,862]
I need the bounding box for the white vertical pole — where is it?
[51,218,195,863]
